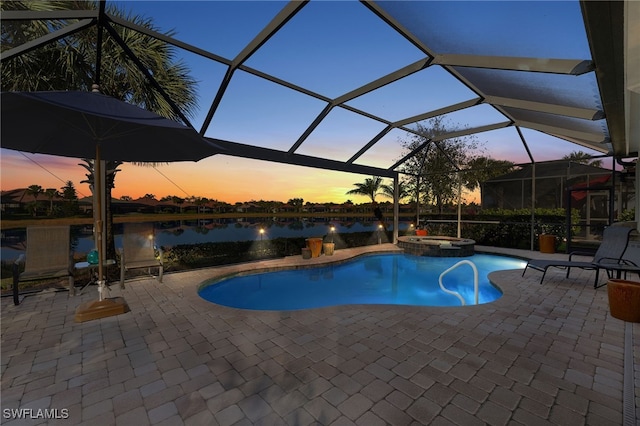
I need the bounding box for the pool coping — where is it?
[193,244,404,290]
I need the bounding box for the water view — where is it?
[1,217,411,261]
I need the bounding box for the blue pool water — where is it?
[198,253,527,310]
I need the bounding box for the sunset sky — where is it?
[1,1,603,204]
[1,150,382,203]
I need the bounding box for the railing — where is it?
[438,260,479,306]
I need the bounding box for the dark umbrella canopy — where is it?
[1,91,223,161]
[1,90,223,301]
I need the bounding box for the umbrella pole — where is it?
[95,146,104,301]
[74,144,129,322]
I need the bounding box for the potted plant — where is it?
[607,279,640,322]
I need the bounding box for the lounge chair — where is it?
[600,233,640,281]
[12,226,74,305]
[522,225,634,288]
[119,222,163,289]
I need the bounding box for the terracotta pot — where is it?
[416,229,428,236]
[323,242,335,256]
[539,234,555,254]
[305,238,323,258]
[607,279,640,322]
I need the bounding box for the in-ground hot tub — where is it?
[397,235,475,257]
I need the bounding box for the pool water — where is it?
[198,253,527,311]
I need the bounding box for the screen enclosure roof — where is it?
[1,0,638,179]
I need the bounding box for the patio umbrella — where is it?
[1,91,220,162]
[1,90,223,308]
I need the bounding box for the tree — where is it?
[44,188,59,216]
[60,181,79,216]
[562,151,603,168]
[345,176,386,203]
[60,181,77,200]
[25,184,43,217]
[380,180,410,201]
[287,198,304,212]
[397,117,483,214]
[191,196,207,213]
[346,176,390,229]
[172,196,185,213]
[2,1,198,265]
[463,157,516,203]
[1,1,198,115]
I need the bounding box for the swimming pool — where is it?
[198,253,527,310]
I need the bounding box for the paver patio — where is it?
[2,244,638,425]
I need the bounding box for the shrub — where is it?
[421,208,577,250]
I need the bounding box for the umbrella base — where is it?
[74,297,130,322]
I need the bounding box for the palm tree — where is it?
[44,188,59,216]
[1,1,198,116]
[346,176,386,203]
[562,151,603,168]
[380,180,410,201]
[25,184,43,217]
[346,176,389,229]
[2,1,198,265]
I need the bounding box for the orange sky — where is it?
[1,151,481,204]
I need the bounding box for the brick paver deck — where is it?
[2,244,638,425]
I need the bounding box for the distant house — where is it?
[313,203,327,213]
[204,201,231,213]
[328,203,342,213]
[341,202,355,213]
[399,203,415,216]
[235,203,260,213]
[2,188,71,215]
[1,189,26,213]
[128,196,161,214]
[278,204,297,213]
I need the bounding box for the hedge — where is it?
[422,208,579,251]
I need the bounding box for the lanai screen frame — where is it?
[1,0,638,248]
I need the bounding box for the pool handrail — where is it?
[438,260,479,305]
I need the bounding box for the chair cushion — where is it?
[21,268,71,281]
[124,260,161,270]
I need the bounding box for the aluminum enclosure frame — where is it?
[1,0,637,230]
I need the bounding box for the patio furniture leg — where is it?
[12,263,20,306]
[540,269,548,284]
